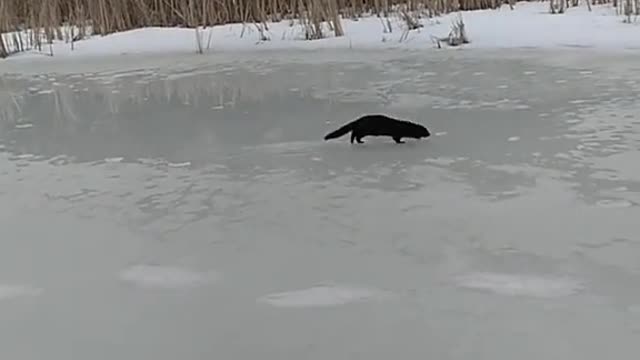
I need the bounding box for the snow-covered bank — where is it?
[2,2,640,62]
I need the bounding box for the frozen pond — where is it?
[1,49,640,359]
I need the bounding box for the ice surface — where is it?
[0,284,43,300]
[1,49,640,359]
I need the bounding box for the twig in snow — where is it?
[431,13,469,48]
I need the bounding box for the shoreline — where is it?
[1,46,639,76]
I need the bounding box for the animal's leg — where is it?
[393,136,405,144]
[352,129,364,144]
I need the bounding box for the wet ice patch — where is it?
[257,283,391,308]
[0,284,43,300]
[454,272,584,298]
[120,264,218,289]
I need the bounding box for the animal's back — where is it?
[359,115,412,133]
[354,114,396,134]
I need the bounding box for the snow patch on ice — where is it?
[454,272,585,298]
[595,199,633,208]
[168,162,191,168]
[0,284,43,300]
[119,264,219,289]
[257,283,392,308]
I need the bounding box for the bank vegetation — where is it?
[0,0,634,58]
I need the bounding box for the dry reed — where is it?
[0,0,627,58]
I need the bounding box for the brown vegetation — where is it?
[0,0,626,58]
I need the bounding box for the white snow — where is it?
[3,2,640,62]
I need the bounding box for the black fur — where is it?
[323,114,431,144]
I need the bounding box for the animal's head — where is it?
[415,125,431,139]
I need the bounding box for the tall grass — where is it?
[0,0,627,58]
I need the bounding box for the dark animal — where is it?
[323,114,431,144]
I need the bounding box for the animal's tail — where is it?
[323,120,357,141]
